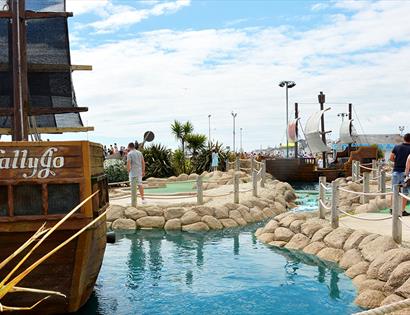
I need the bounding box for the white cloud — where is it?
[66,0,110,16]
[67,1,410,150]
[311,3,329,11]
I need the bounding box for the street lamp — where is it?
[240,127,243,153]
[399,126,405,136]
[337,112,348,122]
[279,80,296,158]
[208,114,211,143]
[231,111,237,153]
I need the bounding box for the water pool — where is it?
[75,225,360,315]
[145,181,195,194]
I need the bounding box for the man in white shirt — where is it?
[127,142,146,206]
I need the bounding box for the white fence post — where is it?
[261,160,266,188]
[234,172,240,204]
[352,161,357,182]
[252,170,258,197]
[319,176,326,219]
[250,156,255,174]
[392,184,402,244]
[235,156,240,172]
[379,170,386,200]
[372,160,377,180]
[197,176,203,205]
[331,181,339,229]
[225,159,229,171]
[361,172,370,204]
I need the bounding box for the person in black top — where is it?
[390,133,410,212]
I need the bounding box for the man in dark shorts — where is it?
[390,133,410,213]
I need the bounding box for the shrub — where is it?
[143,144,174,178]
[104,159,128,183]
[193,141,229,173]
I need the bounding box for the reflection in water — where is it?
[77,224,358,315]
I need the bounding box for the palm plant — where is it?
[193,141,230,173]
[171,120,194,172]
[186,133,207,157]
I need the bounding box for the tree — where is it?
[171,120,194,173]
[186,134,207,157]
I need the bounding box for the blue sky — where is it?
[51,0,410,150]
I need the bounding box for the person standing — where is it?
[390,133,410,213]
[211,149,219,172]
[127,142,146,206]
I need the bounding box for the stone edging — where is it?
[106,181,296,232]
[256,212,410,311]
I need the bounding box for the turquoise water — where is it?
[145,181,196,194]
[76,225,360,315]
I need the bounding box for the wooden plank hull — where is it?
[266,158,318,182]
[0,217,106,314]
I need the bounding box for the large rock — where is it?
[317,247,345,263]
[323,227,353,249]
[262,220,279,233]
[220,218,238,228]
[201,215,223,230]
[274,202,286,213]
[274,227,295,242]
[259,233,275,243]
[107,205,125,221]
[124,207,147,220]
[112,218,136,230]
[144,206,164,216]
[136,216,165,228]
[224,203,239,210]
[385,261,410,292]
[181,210,201,225]
[289,219,305,234]
[339,249,363,269]
[192,206,214,217]
[279,213,305,228]
[311,227,333,242]
[303,242,326,255]
[284,190,297,202]
[182,222,210,232]
[378,248,410,281]
[358,234,380,250]
[164,207,186,220]
[343,230,369,251]
[269,241,287,247]
[237,205,253,223]
[301,221,324,238]
[358,279,386,293]
[250,207,264,221]
[355,289,386,309]
[229,210,247,226]
[262,207,275,218]
[164,218,182,231]
[214,206,229,219]
[177,173,189,181]
[285,233,310,250]
[353,274,368,288]
[255,227,264,237]
[252,199,269,210]
[396,277,410,298]
[346,262,370,279]
[361,236,398,262]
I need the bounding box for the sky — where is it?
[47,0,410,150]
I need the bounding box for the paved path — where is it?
[340,213,410,244]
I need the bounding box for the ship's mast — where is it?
[11,0,29,141]
[318,91,326,168]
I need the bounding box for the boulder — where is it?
[358,234,380,250]
[124,207,147,220]
[367,249,402,279]
[343,230,369,251]
[358,279,386,293]
[214,206,229,219]
[164,207,186,220]
[311,227,333,242]
[317,247,345,263]
[303,242,326,255]
[106,221,112,230]
[258,233,275,243]
[289,219,305,234]
[106,205,125,221]
[385,261,410,292]
[201,215,223,230]
[164,218,182,231]
[269,241,287,247]
[219,218,238,228]
[361,236,398,262]
[255,227,264,237]
[280,213,305,228]
[112,218,136,230]
[262,220,279,233]
[252,199,269,210]
[188,173,198,180]
[250,207,265,222]
[354,289,385,309]
[182,222,210,232]
[348,182,362,192]
[224,203,239,210]
[275,212,291,221]
[181,211,201,225]
[136,216,165,228]
[192,206,215,217]
[323,227,353,249]
[237,205,253,223]
[339,249,363,269]
[274,227,295,242]
[285,233,310,250]
[274,202,286,213]
[396,277,410,298]
[262,207,275,218]
[378,248,410,281]
[284,190,297,202]
[346,262,370,279]
[240,200,254,208]
[353,274,368,288]
[144,206,164,216]
[168,176,177,182]
[301,221,324,238]
[177,173,189,181]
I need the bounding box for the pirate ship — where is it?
[265,92,377,182]
[0,0,108,313]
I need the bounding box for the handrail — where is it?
[353,297,410,315]
[320,182,332,191]
[400,192,410,202]
[319,199,331,210]
[339,208,392,221]
[338,187,393,196]
[360,165,378,171]
[399,217,410,230]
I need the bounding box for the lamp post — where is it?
[231,111,237,153]
[337,112,348,122]
[399,126,405,136]
[279,80,296,158]
[240,127,243,153]
[208,114,211,142]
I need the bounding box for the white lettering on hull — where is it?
[0,147,65,179]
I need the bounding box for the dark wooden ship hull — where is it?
[265,146,378,183]
[0,141,109,314]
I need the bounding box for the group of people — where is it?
[104,143,127,158]
[390,133,410,214]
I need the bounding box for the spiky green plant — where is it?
[143,144,174,178]
[193,141,230,173]
[104,159,128,183]
[186,133,207,157]
[171,120,194,173]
